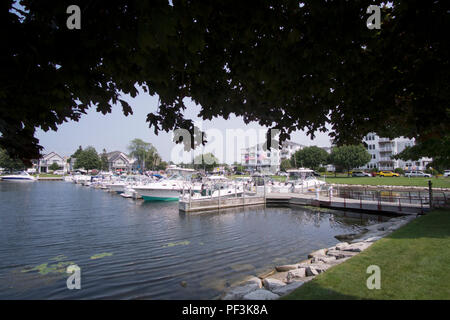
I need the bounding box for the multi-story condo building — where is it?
[362,133,432,171]
[241,140,305,172]
[241,143,280,173]
[279,141,305,161]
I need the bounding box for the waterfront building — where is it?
[279,141,304,161]
[32,152,67,173]
[106,151,137,172]
[362,133,432,171]
[240,140,305,173]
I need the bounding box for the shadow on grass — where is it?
[281,281,362,300]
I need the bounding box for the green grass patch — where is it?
[33,173,62,178]
[282,208,450,300]
[323,176,450,188]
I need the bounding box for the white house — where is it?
[34,152,66,173]
[106,151,136,172]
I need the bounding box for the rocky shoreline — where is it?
[220,214,418,300]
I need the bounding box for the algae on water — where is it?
[163,241,190,248]
[90,252,113,260]
[21,260,75,275]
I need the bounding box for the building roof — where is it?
[281,141,304,147]
[42,151,63,160]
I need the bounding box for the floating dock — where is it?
[179,192,436,215]
[266,193,429,215]
[179,194,265,213]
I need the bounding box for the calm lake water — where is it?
[0,181,385,299]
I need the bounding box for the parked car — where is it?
[378,171,400,177]
[404,170,432,178]
[352,171,371,177]
[53,170,65,175]
[444,170,450,177]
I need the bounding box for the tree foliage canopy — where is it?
[328,144,371,174]
[2,1,449,163]
[280,159,292,171]
[291,146,329,170]
[74,146,101,170]
[100,149,109,171]
[127,138,152,168]
[0,148,25,171]
[194,153,219,171]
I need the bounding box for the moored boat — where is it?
[0,171,36,181]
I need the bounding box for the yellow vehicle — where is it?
[378,171,400,177]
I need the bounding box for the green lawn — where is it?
[323,176,450,188]
[33,173,63,178]
[282,208,450,300]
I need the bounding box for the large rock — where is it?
[306,266,319,277]
[286,268,306,283]
[311,254,337,264]
[272,281,305,296]
[241,276,262,288]
[275,264,299,272]
[262,278,286,291]
[243,289,280,300]
[308,248,327,259]
[222,283,260,300]
[343,242,372,252]
[305,263,331,276]
[335,242,350,250]
[335,233,362,241]
[326,249,358,259]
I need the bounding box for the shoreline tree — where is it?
[290,146,329,170]
[328,145,371,176]
[0,148,25,172]
[100,149,109,171]
[194,153,219,172]
[74,146,101,170]
[128,139,152,171]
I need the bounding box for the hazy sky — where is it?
[36,92,332,164]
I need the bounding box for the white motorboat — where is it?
[286,168,326,192]
[0,171,36,181]
[186,175,245,200]
[105,176,128,193]
[133,170,198,201]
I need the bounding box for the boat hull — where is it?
[134,188,181,201]
[1,177,35,181]
[141,196,179,201]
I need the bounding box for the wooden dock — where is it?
[179,192,432,215]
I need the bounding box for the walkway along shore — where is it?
[220,214,417,300]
